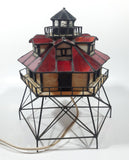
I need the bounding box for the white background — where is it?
[0,0,129,159]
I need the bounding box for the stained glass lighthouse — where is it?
[18,8,112,150]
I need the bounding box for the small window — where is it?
[33,44,36,52]
[54,20,59,26]
[33,44,38,55]
[69,21,73,27]
[56,48,72,60]
[90,43,95,52]
[40,44,48,55]
[61,21,67,27]
[66,49,71,55]
[90,45,93,52]
[56,50,61,56]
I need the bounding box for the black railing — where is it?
[19,68,108,97]
[44,26,82,37]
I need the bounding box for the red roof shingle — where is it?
[29,34,53,44]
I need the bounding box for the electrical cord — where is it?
[0,97,79,152]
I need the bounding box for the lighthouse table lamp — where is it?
[18,8,112,150]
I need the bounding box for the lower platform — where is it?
[19,68,108,97]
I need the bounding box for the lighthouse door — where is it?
[58,73,72,91]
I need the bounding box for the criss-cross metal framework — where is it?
[19,84,112,150]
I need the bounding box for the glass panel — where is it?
[61,21,67,27]
[56,50,61,56]
[72,47,91,72]
[62,49,65,55]
[66,49,72,55]
[69,21,73,27]
[24,56,36,66]
[36,73,40,84]
[54,20,59,26]
[90,45,93,52]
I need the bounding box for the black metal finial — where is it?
[63,7,65,10]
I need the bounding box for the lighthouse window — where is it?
[90,42,95,55]
[56,48,72,60]
[67,49,72,55]
[90,43,95,52]
[54,20,59,26]
[57,48,71,56]
[33,44,36,52]
[69,21,73,27]
[61,21,67,27]
[33,44,39,56]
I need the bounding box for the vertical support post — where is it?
[87,73,90,91]
[87,96,97,148]
[36,97,44,150]
[19,86,28,120]
[40,73,43,92]
[87,97,96,134]
[102,85,112,118]
[97,89,100,133]
[96,136,98,149]
[30,89,37,136]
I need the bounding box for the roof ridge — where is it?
[77,47,101,67]
[95,49,110,61]
[74,46,95,72]
[34,46,53,72]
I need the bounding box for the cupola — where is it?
[44,8,82,39]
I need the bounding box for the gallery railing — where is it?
[44,26,82,37]
[19,68,109,97]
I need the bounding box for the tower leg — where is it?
[102,85,112,118]
[19,86,28,120]
[96,136,98,149]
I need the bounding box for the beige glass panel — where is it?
[72,73,88,91]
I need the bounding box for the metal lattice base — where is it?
[19,85,112,150]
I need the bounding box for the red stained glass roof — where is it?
[75,36,96,43]
[36,47,56,72]
[24,55,36,66]
[72,47,92,72]
[95,50,110,61]
[29,56,43,72]
[29,34,53,44]
[18,47,51,72]
[79,48,101,70]
[18,51,33,63]
[92,50,110,65]
[18,37,109,73]
[57,61,72,72]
